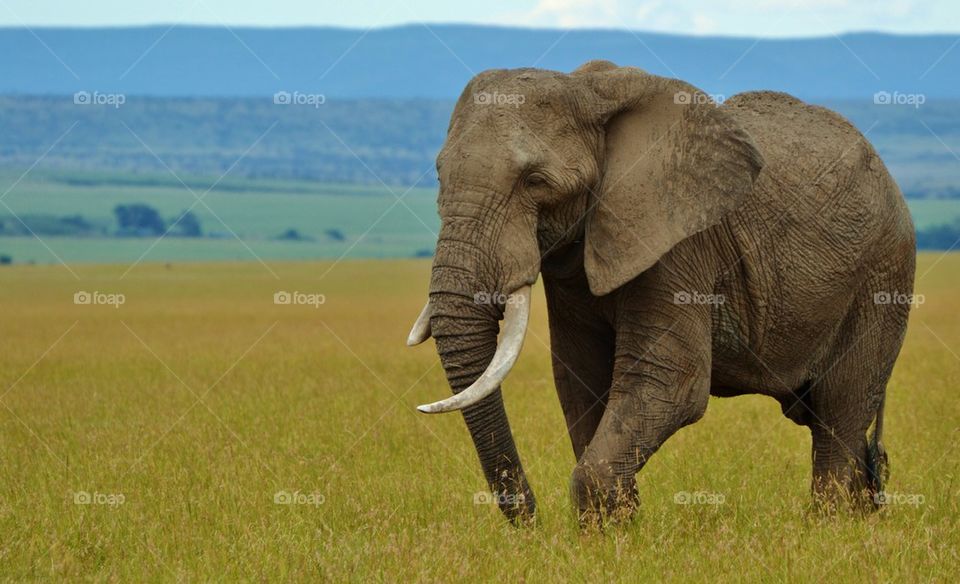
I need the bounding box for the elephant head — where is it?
[407,61,763,521]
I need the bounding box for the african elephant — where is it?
[406,60,916,524]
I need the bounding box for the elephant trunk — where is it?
[425,245,536,521]
[417,285,529,413]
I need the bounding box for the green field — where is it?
[0,170,439,263]
[902,198,960,231]
[1,255,957,580]
[1,170,960,265]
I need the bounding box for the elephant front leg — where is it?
[544,275,616,462]
[570,295,713,525]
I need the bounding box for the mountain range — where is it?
[3,25,959,99]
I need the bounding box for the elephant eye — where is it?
[525,174,547,188]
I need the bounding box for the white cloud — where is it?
[690,13,716,34]
[527,0,621,28]
[488,0,946,36]
[504,0,736,34]
[741,0,851,8]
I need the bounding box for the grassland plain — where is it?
[0,171,440,263]
[0,170,959,264]
[0,255,957,581]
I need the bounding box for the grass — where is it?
[0,233,436,264]
[0,255,958,581]
[902,198,960,230]
[0,170,439,263]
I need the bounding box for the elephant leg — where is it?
[570,279,713,523]
[808,373,886,511]
[806,297,906,510]
[544,277,616,461]
[810,413,873,508]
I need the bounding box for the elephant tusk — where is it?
[406,301,432,346]
[417,286,531,414]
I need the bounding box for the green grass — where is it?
[0,233,435,265]
[0,255,957,580]
[0,170,440,263]
[901,198,960,230]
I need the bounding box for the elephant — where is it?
[406,60,916,524]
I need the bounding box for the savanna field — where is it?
[1,255,957,581]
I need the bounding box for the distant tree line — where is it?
[0,204,202,238]
[0,203,351,246]
[0,96,452,187]
[0,214,107,237]
[113,204,202,237]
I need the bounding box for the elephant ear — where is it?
[581,69,764,296]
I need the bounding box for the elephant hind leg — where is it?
[809,373,892,511]
[807,302,906,510]
[781,378,881,504]
[810,416,874,509]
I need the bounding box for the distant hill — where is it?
[1,95,958,196]
[2,25,959,100]
[0,95,451,185]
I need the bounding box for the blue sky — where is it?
[1,0,958,37]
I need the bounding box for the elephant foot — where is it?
[483,478,537,525]
[810,424,887,514]
[811,473,881,515]
[498,488,537,525]
[571,463,638,528]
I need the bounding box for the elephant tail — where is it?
[865,395,889,499]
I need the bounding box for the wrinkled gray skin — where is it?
[420,60,915,524]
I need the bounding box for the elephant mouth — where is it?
[407,285,532,414]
